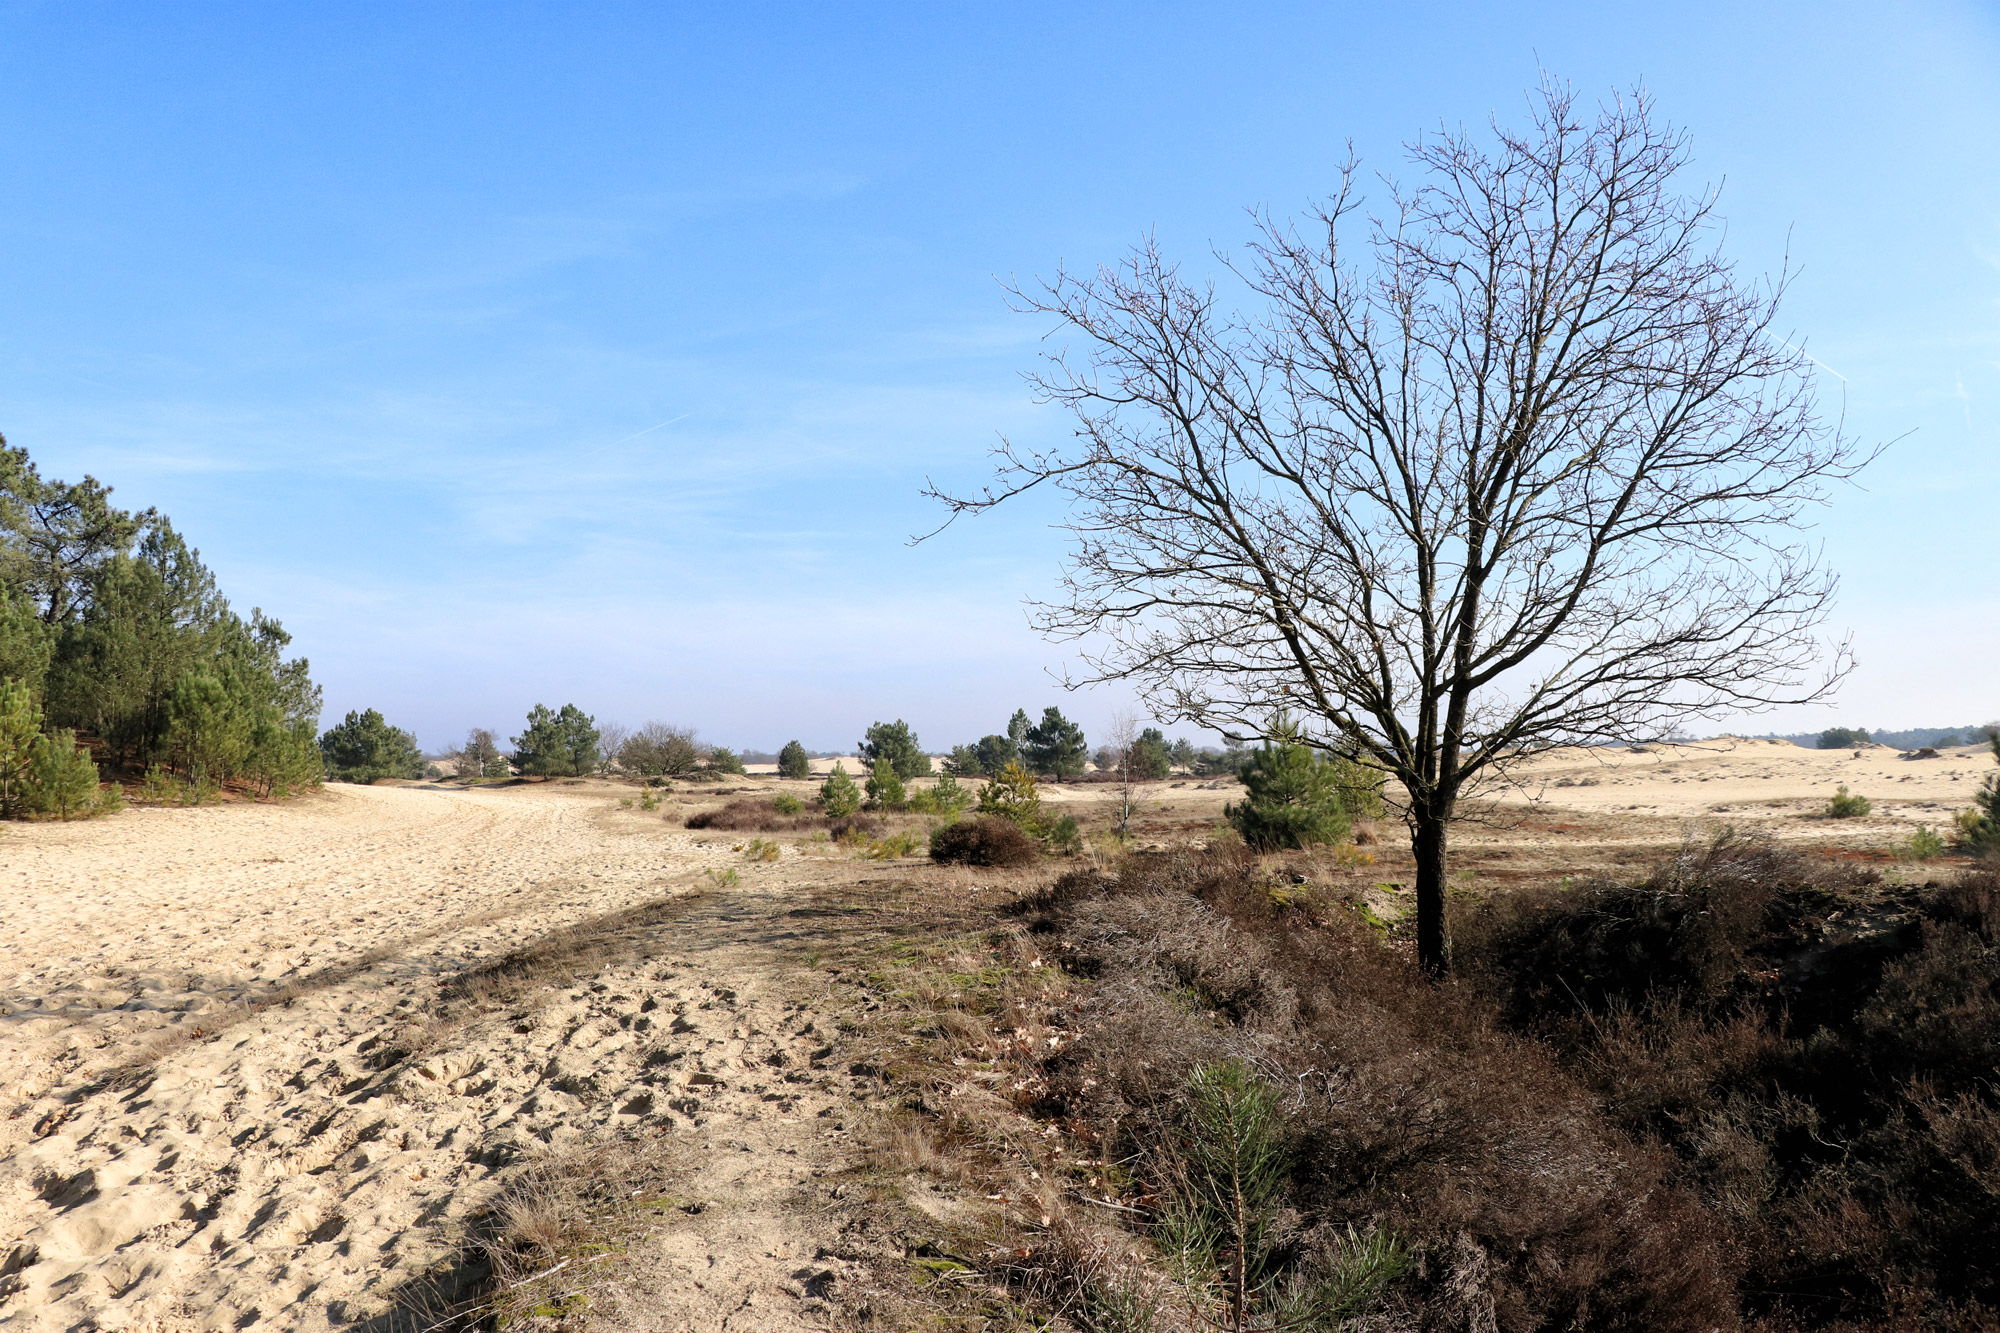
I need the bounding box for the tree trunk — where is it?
[1412,810,1450,976]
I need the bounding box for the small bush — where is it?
[819,763,862,819]
[742,838,780,862]
[976,760,1043,830]
[706,746,746,776]
[909,771,971,816]
[826,814,883,843]
[863,830,923,860]
[1902,825,1947,860]
[1826,784,1872,818]
[772,792,804,815]
[929,814,1041,867]
[1047,813,1083,855]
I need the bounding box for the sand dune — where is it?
[0,783,857,1330]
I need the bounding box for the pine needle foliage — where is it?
[976,759,1043,831]
[818,763,861,818]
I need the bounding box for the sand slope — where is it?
[0,784,858,1330]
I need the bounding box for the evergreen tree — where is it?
[865,757,907,810]
[706,746,746,775]
[976,759,1044,830]
[511,703,599,778]
[858,719,931,780]
[320,708,425,783]
[974,733,1019,776]
[0,677,43,817]
[1,440,322,788]
[1226,735,1354,850]
[777,739,811,779]
[0,587,53,696]
[1170,737,1197,772]
[1007,709,1032,745]
[819,762,861,818]
[1024,706,1088,779]
[1133,726,1173,779]
[29,727,99,819]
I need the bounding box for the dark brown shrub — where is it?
[929,816,1040,867]
[825,814,883,842]
[683,798,819,831]
[1010,847,1742,1332]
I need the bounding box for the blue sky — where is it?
[2,1,1995,752]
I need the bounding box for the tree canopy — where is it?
[319,709,424,784]
[513,703,599,778]
[0,436,323,805]
[933,85,1869,972]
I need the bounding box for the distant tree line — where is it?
[0,438,322,813]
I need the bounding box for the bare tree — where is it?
[456,727,505,780]
[1102,708,1146,840]
[595,721,632,775]
[928,84,1875,973]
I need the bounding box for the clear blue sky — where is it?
[2,1,1994,752]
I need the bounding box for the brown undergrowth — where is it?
[847,836,2000,1331]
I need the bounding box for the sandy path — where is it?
[0,784,865,1331]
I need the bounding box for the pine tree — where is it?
[0,677,43,818]
[976,760,1043,830]
[865,758,906,810]
[511,703,598,778]
[320,708,425,783]
[778,739,811,779]
[1024,707,1088,779]
[1226,735,1354,850]
[858,719,931,780]
[29,728,99,819]
[818,762,861,818]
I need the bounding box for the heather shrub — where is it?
[1008,848,1741,1331]
[1453,842,2000,1327]
[929,814,1040,867]
[818,763,861,818]
[684,798,819,832]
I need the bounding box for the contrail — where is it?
[585,414,690,455]
[1779,340,1847,384]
